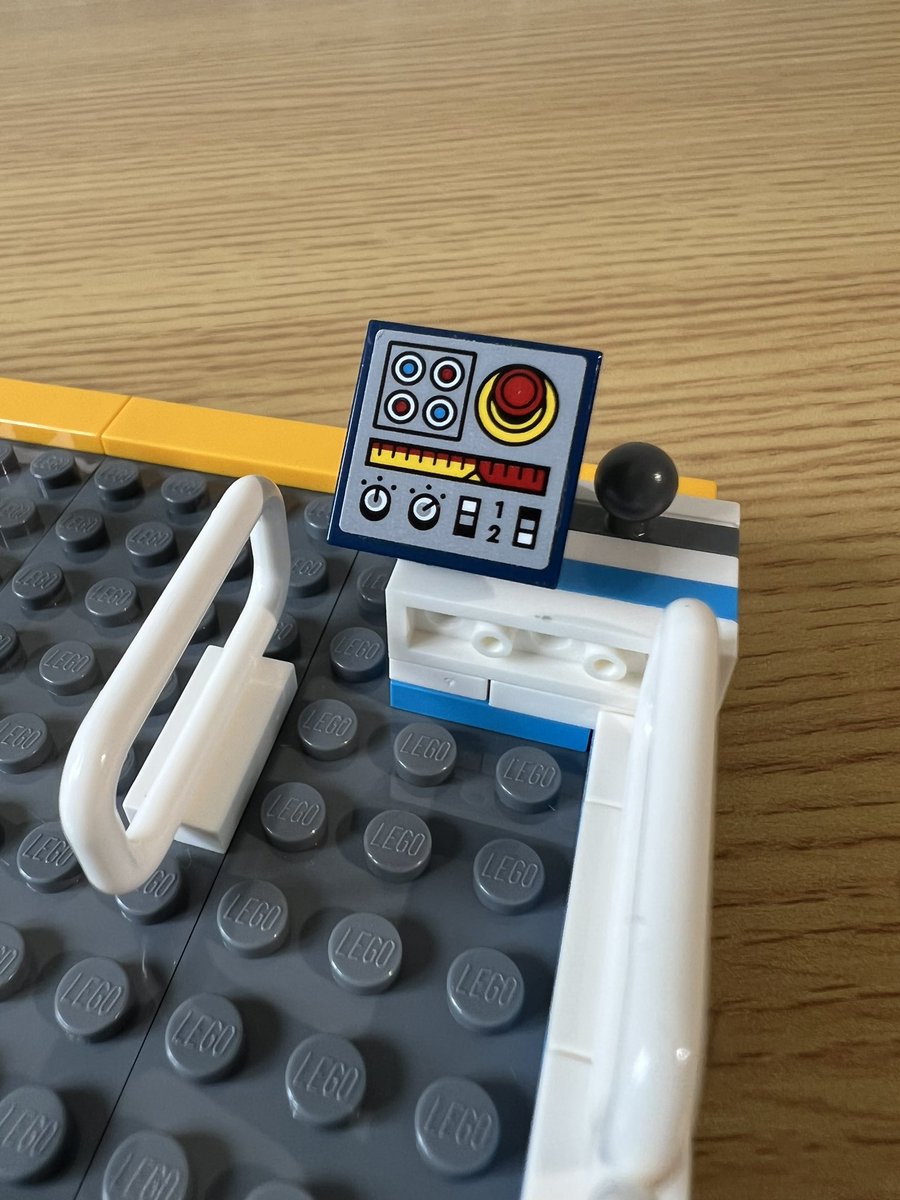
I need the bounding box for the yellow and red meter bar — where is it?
[367,438,550,495]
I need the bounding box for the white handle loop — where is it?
[60,475,291,894]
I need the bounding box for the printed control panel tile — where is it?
[328,322,601,587]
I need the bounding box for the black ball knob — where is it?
[594,442,679,538]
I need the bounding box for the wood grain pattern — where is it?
[2,1,898,1195]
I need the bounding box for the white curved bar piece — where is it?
[597,597,720,1186]
[59,475,296,895]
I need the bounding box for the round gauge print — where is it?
[430,357,464,390]
[424,396,457,430]
[392,352,425,385]
[384,391,418,423]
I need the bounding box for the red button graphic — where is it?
[494,367,545,420]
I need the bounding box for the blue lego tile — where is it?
[390,679,592,752]
[557,557,739,621]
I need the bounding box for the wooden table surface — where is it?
[2,1,898,1196]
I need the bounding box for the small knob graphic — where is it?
[359,484,391,521]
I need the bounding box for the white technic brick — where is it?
[386,561,738,716]
[386,559,655,712]
[386,558,660,653]
[388,656,488,701]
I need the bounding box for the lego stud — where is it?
[94,459,142,502]
[54,956,133,1041]
[328,912,403,994]
[0,440,19,478]
[394,722,457,786]
[165,993,245,1081]
[0,922,28,999]
[414,1076,500,1176]
[473,838,545,914]
[102,1131,191,1200]
[594,442,678,539]
[0,1085,70,1183]
[30,449,78,494]
[285,1033,367,1126]
[446,947,525,1033]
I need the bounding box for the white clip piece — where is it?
[59,475,297,895]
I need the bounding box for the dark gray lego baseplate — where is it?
[0,442,587,1200]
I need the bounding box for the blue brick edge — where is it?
[390,680,592,751]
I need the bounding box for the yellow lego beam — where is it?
[101,397,346,493]
[0,377,130,452]
[0,377,717,499]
